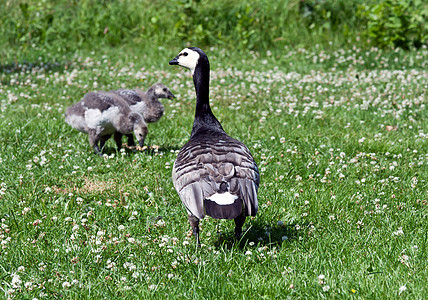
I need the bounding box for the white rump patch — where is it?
[207,192,238,206]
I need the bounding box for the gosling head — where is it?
[129,113,147,147]
[150,83,175,100]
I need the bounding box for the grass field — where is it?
[0,44,427,298]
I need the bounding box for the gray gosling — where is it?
[114,83,175,144]
[65,91,147,155]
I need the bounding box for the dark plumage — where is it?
[65,91,147,155]
[169,47,260,244]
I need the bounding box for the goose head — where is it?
[129,112,147,147]
[169,47,205,75]
[150,83,175,100]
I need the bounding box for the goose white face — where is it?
[133,121,147,146]
[169,48,200,74]
[153,83,175,99]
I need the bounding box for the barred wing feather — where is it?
[172,133,259,219]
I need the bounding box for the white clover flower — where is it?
[398,285,407,294]
[118,225,125,231]
[323,285,330,292]
[62,281,71,288]
[106,260,116,269]
[11,274,22,288]
[393,227,404,236]
[157,219,166,227]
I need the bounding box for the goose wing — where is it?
[116,89,142,105]
[81,92,116,112]
[172,131,259,219]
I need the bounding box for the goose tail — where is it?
[204,181,242,220]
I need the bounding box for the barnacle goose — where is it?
[65,91,147,155]
[169,47,259,244]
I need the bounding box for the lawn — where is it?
[0,45,427,298]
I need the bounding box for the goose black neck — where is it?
[191,55,224,137]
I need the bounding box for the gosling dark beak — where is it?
[169,56,179,65]
[168,91,175,99]
[138,139,145,147]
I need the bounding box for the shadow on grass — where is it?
[0,60,69,74]
[99,144,182,156]
[212,220,309,250]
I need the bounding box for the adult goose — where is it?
[169,47,260,244]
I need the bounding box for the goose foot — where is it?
[188,215,200,247]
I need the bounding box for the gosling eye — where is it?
[183,52,188,56]
[163,88,167,92]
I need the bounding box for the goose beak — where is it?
[169,56,179,65]
[168,91,175,99]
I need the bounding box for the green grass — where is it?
[0,45,427,299]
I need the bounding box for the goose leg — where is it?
[114,132,123,151]
[126,134,135,147]
[100,134,112,151]
[188,215,200,246]
[234,211,246,240]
